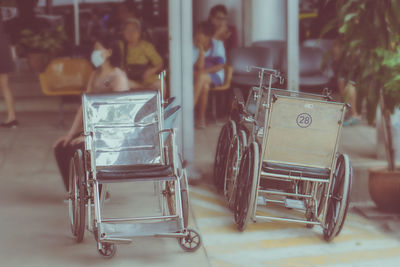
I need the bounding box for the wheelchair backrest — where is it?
[262,95,345,169]
[82,90,163,168]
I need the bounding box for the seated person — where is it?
[208,4,238,55]
[54,35,129,192]
[193,21,226,128]
[120,18,164,94]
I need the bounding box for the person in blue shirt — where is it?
[193,21,226,128]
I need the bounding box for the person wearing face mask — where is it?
[53,35,129,192]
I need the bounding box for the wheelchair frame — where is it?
[68,88,201,257]
[216,66,352,241]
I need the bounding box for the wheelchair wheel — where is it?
[224,130,247,209]
[68,149,86,243]
[181,170,189,228]
[213,120,236,192]
[323,154,352,241]
[178,229,201,252]
[166,181,176,216]
[181,189,189,228]
[234,142,259,231]
[98,242,116,258]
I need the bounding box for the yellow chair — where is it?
[39,58,93,124]
[211,64,233,121]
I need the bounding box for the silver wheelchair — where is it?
[216,67,352,241]
[68,90,201,257]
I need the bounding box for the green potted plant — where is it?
[18,25,68,72]
[328,0,400,210]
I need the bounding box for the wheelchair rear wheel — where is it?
[166,181,176,216]
[224,130,247,209]
[214,120,236,192]
[234,142,259,231]
[323,154,352,241]
[68,149,86,243]
[181,188,189,228]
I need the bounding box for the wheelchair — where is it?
[68,90,201,257]
[216,66,352,241]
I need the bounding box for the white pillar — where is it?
[286,0,299,91]
[181,0,194,164]
[73,0,80,46]
[168,0,194,167]
[247,0,286,45]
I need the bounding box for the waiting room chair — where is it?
[252,40,286,70]
[280,46,331,91]
[39,58,93,125]
[302,38,335,82]
[228,47,273,100]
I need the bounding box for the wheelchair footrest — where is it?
[284,198,306,210]
[99,218,181,239]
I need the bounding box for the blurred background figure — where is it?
[332,40,361,126]
[4,0,48,45]
[208,4,238,55]
[86,9,106,44]
[120,18,163,93]
[0,12,18,128]
[193,21,226,128]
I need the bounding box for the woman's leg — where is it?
[0,73,17,123]
[196,73,211,125]
[345,83,361,118]
[54,141,84,192]
[194,72,211,106]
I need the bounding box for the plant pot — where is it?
[368,168,400,212]
[27,53,48,73]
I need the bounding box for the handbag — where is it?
[123,41,148,81]
[125,64,148,81]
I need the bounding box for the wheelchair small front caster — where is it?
[306,210,315,229]
[98,243,116,258]
[178,229,201,252]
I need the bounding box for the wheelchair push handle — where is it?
[246,66,284,86]
[159,70,167,105]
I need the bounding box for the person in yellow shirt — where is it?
[120,18,164,93]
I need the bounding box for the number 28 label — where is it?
[296,113,312,128]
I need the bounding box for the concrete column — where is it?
[248,0,286,44]
[73,0,80,46]
[286,0,299,91]
[181,0,194,164]
[168,0,194,166]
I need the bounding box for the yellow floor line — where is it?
[191,204,230,218]
[211,258,241,267]
[190,190,227,207]
[205,230,389,254]
[265,247,400,267]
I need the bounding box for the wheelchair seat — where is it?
[97,164,174,181]
[262,162,330,179]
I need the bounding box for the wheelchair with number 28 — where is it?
[214,66,352,241]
